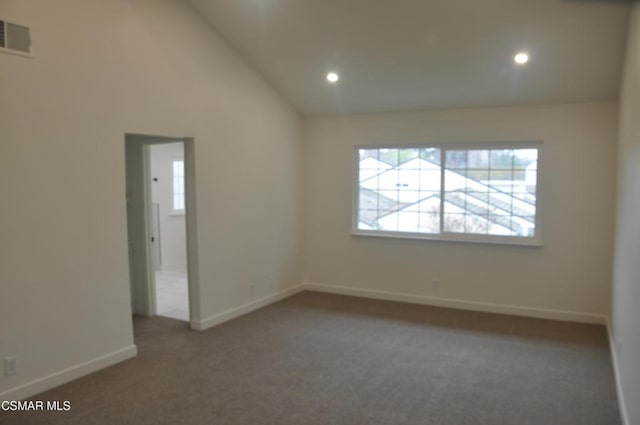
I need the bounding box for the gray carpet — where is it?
[0,291,621,425]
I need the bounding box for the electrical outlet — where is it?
[4,356,17,376]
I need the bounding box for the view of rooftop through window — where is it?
[356,145,539,241]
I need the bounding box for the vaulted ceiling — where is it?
[187,0,630,116]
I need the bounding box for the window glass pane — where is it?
[355,147,442,235]
[397,168,420,191]
[173,160,185,211]
[419,213,440,234]
[355,145,538,242]
[446,150,467,169]
[360,174,380,191]
[358,209,379,230]
[173,160,184,176]
[490,149,514,169]
[359,148,379,162]
[395,211,420,232]
[174,195,184,211]
[515,149,538,164]
[418,193,441,213]
[359,149,393,182]
[443,199,465,214]
[377,169,399,190]
[443,147,538,238]
[419,148,441,166]
[467,191,489,203]
[467,150,489,168]
[359,166,381,182]
[377,190,398,206]
[378,214,399,231]
[444,170,468,191]
[398,149,419,166]
[358,188,378,211]
[378,148,399,167]
[398,191,421,205]
[443,213,465,233]
[465,215,489,234]
[419,169,441,191]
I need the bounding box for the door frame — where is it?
[124,133,200,328]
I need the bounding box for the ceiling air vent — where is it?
[0,21,5,49]
[0,19,32,56]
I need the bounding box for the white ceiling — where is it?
[187,0,630,116]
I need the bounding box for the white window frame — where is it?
[352,141,543,247]
[171,157,185,215]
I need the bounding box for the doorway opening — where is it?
[149,142,188,320]
[125,134,199,327]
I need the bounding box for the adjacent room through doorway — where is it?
[125,134,197,325]
[149,142,189,321]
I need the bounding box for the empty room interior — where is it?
[0,0,639,424]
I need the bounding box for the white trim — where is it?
[353,142,543,247]
[0,345,137,402]
[351,230,543,247]
[303,282,606,324]
[143,145,157,316]
[355,140,543,150]
[606,318,629,425]
[183,138,200,326]
[191,285,304,331]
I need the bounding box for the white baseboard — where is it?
[606,318,629,425]
[191,285,304,331]
[303,282,607,325]
[0,345,137,402]
[0,286,302,401]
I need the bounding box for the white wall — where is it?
[0,0,303,399]
[304,102,617,320]
[150,142,187,271]
[611,3,640,424]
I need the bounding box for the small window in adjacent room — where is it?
[353,143,541,245]
[172,159,185,213]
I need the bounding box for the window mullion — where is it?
[439,148,445,235]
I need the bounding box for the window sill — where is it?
[170,210,185,217]
[351,229,542,248]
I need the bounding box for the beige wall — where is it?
[304,102,617,319]
[0,0,627,408]
[0,0,303,398]
[612,3,640,424]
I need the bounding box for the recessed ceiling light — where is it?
[514,52,529,65]
[326,72,339,83]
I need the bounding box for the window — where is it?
[172,159,185,213]
[354,143,541,245]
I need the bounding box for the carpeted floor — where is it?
[0,291,621,425]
